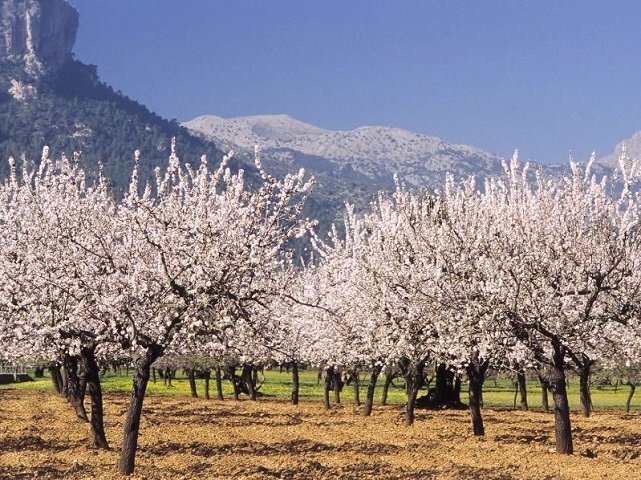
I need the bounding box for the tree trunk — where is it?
[163,368,173,387]
[61,365,68,397]
[433,363,461,406]
[549,343,573,454]
[34,366,45,378]
[538,372,550,412]
[224,366,240,401]
[242,364,257,401]
[291,362,300,406]
[63,354,89,422]
[188,368,198,398]
[404,361,424,426]
[541,382,549,412]
[364,365,381,416]
[81,347,109,449]
[352,370,361,406]
[454,375,462,403]
[578,363,592,418]
[118,346,162,475]
[467,361,489,436]
[215,366,224,401]
[323,369,332,410]
[78,359,87,400]
[49,365,63,395]
[332,368,342,404]
[517,367,528,411]
[203,370,210,400]
[381,371,393,406]
[152,368,156,384]
[626,383,635,413]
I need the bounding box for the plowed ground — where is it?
[0,389,639,479]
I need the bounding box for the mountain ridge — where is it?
[598,130,641,169]
[184,114,507,190]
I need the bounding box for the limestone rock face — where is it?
[0,0,78,74]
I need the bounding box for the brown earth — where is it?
[0,389,639,479]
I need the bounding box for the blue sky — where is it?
[69,1,641,164]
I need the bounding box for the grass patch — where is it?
[3,368,638,411]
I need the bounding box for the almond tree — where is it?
[110,144,313,474]
[0,149,116,449]
[429,174,524,436]
[488,154,641,453]
[257,263,324,405]
[312,186,443,424]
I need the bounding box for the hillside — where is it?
[0,61,228,189]
[0,0,225,191]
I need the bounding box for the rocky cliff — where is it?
[0,0,78,75]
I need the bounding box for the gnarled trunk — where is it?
[626,383,636,413]
[381,371,394,406]
[224,366,240,401]
[118,346,163,475]
[364,365,381,416]
[242,364,257,401]
[49,365,63,395]
[404,361,424,426]
[323,369,332,410]
[578,361,592,418]
[188,368,198,398]
[549,342,573,454]
[63,354,88,422]
[467,361,489,436]
[332,367,342,404]
[81,347,109,449]
[432,363,462,407]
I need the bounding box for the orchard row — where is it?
[1,144,640,474]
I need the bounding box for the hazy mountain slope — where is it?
[185,114,507,189]
[598,130,641,170]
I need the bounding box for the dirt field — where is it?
[0,389,640,479]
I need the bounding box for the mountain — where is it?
[184,115,520,239]
[0,0,78,76]
[184,114,507,191]
[598,131,641,170]
[0,0,225,191]
[1,0,602,244]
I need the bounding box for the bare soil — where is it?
[0,389,640,479]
